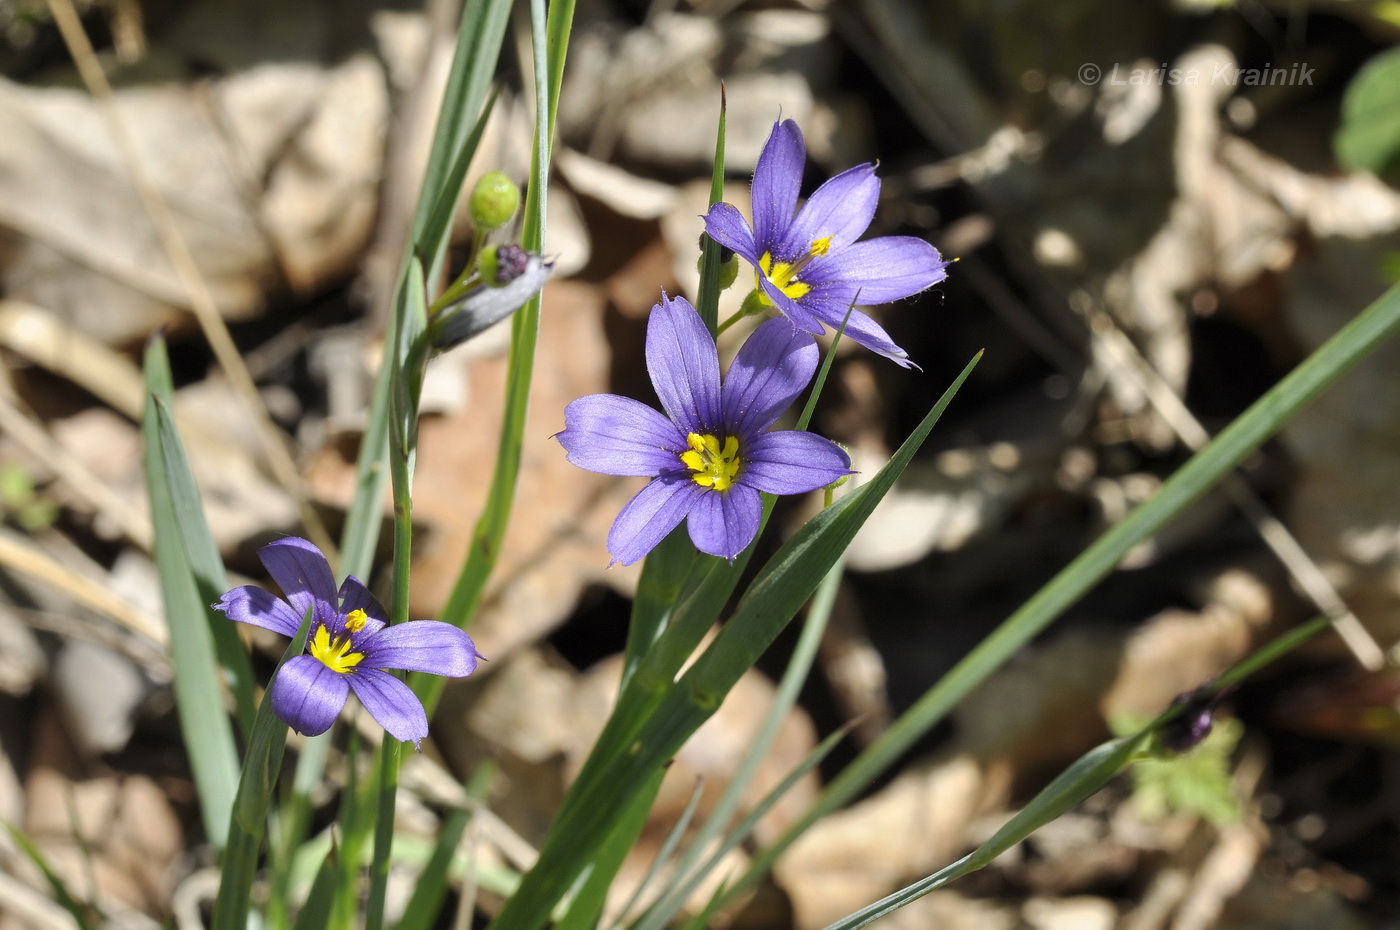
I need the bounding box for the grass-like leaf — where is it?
[714,280,1400,916]
[142,340,241,851]
[416,0,578,718]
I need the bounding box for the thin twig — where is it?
[42,0,338,564]
[0,529,166,645]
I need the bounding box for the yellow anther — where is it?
[310,623,365,674]
[756,251,813,306]
[345,608,368,632]
[681,432,741,492]
[809,235,833,257]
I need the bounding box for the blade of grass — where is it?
[553,770,666,930]
[366,259,429,930]
[415,0,577,718]
[695,86,727,335]
[142,348,240,851]
[145,337,257,736]
[4,822,98,929]
[714,280,1400,917]
[212,609,314,930]
[649,723,851,930]
[822,608,1341,930]
[487,353,979,930]
[629,556,845,930]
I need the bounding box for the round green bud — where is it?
[470,171,520,231]
[696,234,739,290]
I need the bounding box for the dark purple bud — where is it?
[1159,687,1227,753]
[492,244,530,285]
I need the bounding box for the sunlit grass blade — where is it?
[144,336,258,736]
[630,557,845,930]
[554,770,666,930]
[655,723,851,930]
[714,280,1400,916]
[142,346,240,851]
[823,732,1148,930]
[341,0,512,580]
[291,846,341,930]
[823,608,1340,929]
[416,0,577,718]
[213,609,313,930]
[487,354,979,930]
[392,809,470,930]
[5,821,98,929]
[367,259,428,930]
[695,85,727,335]
[608,775,703,928]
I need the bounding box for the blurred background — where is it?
[2,0,1400,927]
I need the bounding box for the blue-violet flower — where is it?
[704,118,951,367]
[556,294,852,564]
[215,537,478,747]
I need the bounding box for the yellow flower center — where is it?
[309,612,367,674]
[755,236,831,306]
[680,432,741,491]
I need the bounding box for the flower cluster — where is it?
[215,537,478,748]
[558,117,948,565]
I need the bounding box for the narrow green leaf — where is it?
[822,733,1149,930]
[142,345,240,851]
[695,88,728,335]
[416,0,578,718]
[631,559,845,930]
[649,724,851,930]
[5,821,98,929]
[553,770,665,930]
[212,609,313,930]
[291,846,341,930]
[392,810,471,930]
[716,280,1400,917]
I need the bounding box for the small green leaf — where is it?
[1335,47,1400,176]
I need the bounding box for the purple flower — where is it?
[704,119,951,367]
[214,538,478,748]
[556,294,851,565]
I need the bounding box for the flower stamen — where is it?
[680,432,741,491]
[309,623,365,674]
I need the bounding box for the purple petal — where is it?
[214,585,303,638]
[608,474,704,566]
[752,120,805,250]
[338,575,387,637]
[685,484,761,561]
[703,202,761,266]
[271,654,349,737]
[798,298,918,368]
[779,163,879,261]
[802,236,949,303]
[258,538,339,628]
[361,621,479,677]
[742,431,852,494]
[646,295,722,433]
[347,668,429,747]
[557,394,687,477]
[722,317,818,436]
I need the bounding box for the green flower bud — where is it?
[470,171,520,231]
[697,233,739,290]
